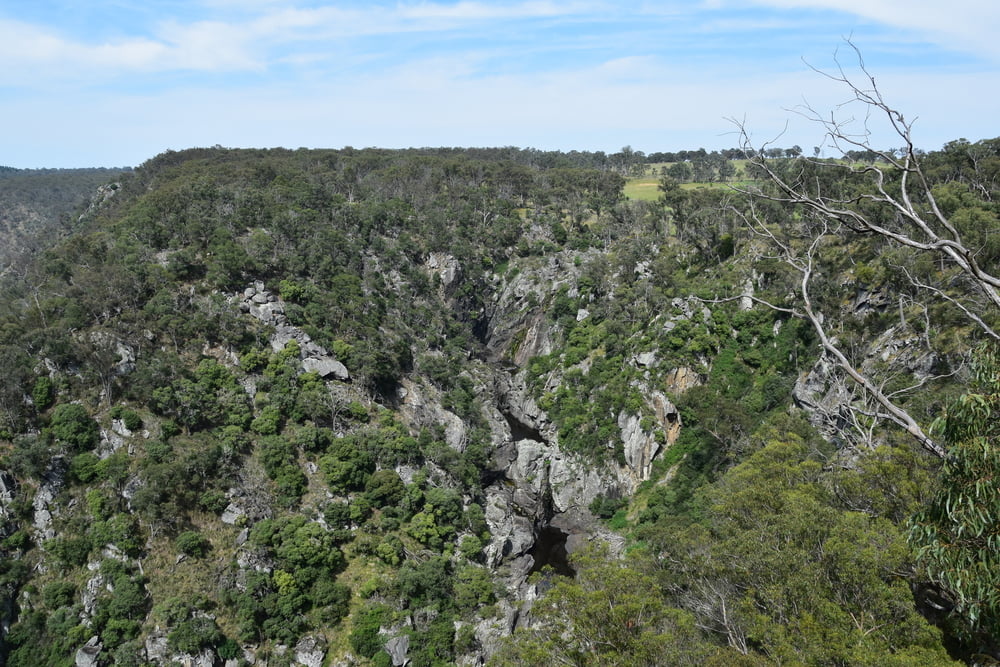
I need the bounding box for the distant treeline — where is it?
[0,166,132,178]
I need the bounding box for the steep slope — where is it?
[0,167,127,274]
[0,141,994,665]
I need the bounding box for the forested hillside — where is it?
[0,130,997,666]
[0,166,129,274]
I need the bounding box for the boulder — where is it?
[385,635,410,666]
[302,357,349,381]
[0,471,17,508]
[634,351,657,368]
[75,636,102,667]
[295,636,327,667]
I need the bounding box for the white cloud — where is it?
[0,1,608,84]
[399,1,594,20]
[2,1,998,166]
[0,19,168,71]
[743,0,1000,61]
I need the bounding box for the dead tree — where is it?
[732,43,1000,459]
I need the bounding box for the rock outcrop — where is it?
[240,281,350,381]
[75,636,102,667]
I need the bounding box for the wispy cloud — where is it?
[1,1,997,166]
[743,0,1000,61]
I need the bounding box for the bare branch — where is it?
[896,264,1000,342]
[726,46,1000,459]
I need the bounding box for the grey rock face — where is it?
[241,282,350,382]
[398,379,467,451]
[220,502,246,526]
[0,471,18,515]
[81,570,106,623]
[634,351,657,368]
[484,251,597,365]
[793,321,939,444]
[33,458,66,540]
[425,252,461,286]
[385,634,410,666]
[75,636,102,667]
[295,636,327,667]
[144,634,169,663]
[302,356,350,381]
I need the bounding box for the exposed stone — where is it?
[482,487,536,567]
[243,282,356,385]
[425,253,461,286]
[576,308,590,322]
[618,413,659,482]
[97,427,126,459]
[740,276,755,311]
[634,351,657,368]
[385,634,410,666]
[511,312,553,367]
[792,353,853,442]
[86,331,136,376]
[81,572,106,622]
[664,367,701,394]
[75,636,102,667]
[397,379,467,452]
[302,356,350,381]
[295,636,327,667]
[33,458,66,540]
[271,325,302,352]
[794,321,939,444]
[0,471,17,509]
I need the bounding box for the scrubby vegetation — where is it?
[0,128,997,665]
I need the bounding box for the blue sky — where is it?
[2,1,998,167]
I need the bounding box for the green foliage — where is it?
[168,616,224,654]
[494,545,709,666]
[259,435,307,507]
[250,515,344,572]
[312,579,352,624]
[350,604,391,659]
[319,435,374,493]
[69,451,101,483]
[637,433,956,665]
[2,141,997,664]
[151,358,250,432]
[49,403,100,453]
[175,530,212,558]
[910,344,1000,646]
[118,408,142,431]
[31,376,54,410]
[588,493,627,520]
[45,535,93,568]
[42,581,77,609]
[453,564,496,613]
[365,468,405,507]
[396,556,454,609]
[92,561,150,647]
[374,534,405,566]
[90,513,144,557]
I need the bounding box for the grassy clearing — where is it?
[623,177,661,201]
[625,159,761,200]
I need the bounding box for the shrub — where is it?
[69,452,101,483]
[175,531,211,558]
[32,377,54,410]
[120,409,142,432]
[350,605,389,658]
[168,616,223,654]
[42,581,76,609]
[365,469,405,507]
[49,403,100,453]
